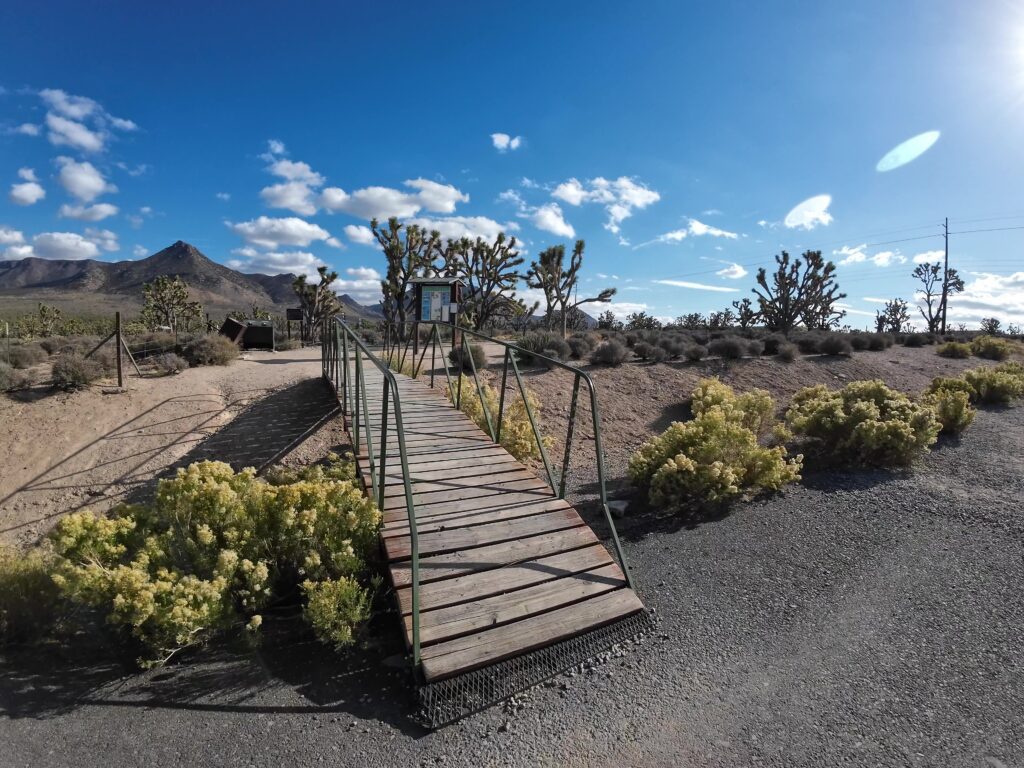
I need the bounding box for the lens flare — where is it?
[876,130,941,172]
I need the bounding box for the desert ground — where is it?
[2,343,1022,767]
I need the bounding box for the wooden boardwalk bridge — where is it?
[322,320,644,690]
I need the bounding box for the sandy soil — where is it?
[0,347,323,548]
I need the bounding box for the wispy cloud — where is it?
[834,243,906,267]
[551,176,659,236]
[654,279,739,293]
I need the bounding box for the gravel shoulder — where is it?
[2,384,1021,767]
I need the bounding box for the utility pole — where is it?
[939,216,950,334]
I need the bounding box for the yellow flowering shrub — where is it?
[0,544,62,644]
[923,389,975,435]
[629,379,801,509]
[47,455,380,666]
[786,380,940,466]
[445,374,552,461]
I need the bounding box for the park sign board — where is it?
[411,277,462,325]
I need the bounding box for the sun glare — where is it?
[876,130,941,172]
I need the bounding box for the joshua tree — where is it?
[142,275,203,333]
[597,309,617,330]
[979,317,1002,335]
[625,311,661,330]
[443,232,525,331]
[372,217,440,338]
[36,303,62,337]
[731,297,757,329]
[753,250,846,334]
[292,266,341,341]
[525,240,616,336]
[913,262,964,333]
[875,298,910,333]
[676,313,706,330]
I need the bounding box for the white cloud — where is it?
[320,179,469,220]
[3,245,35,260]
[687,218,738,239]
[40,88,99,120]
[716,262,748,279]
[862,297,889,304]
[923,271,1024,327]
[552,176,660,234]
[56,157,117,202]
[0,226,25,246]
[228,216,332,248]
[216,192,231,201]
[835,302,876,318]
[912,249,944,264]
[84,228,119,252]
[9,170,46,205]
[227,249,326,281]
[266,139,286,156]
[132,245,148,258]
[325,237,344,249]
[58,202,119,221]
[602,302,653,321]
[30,232,101,260]
[267,159,323,185]
[406,215,518,243]
[261,180,319,215]
[12,123,40,136]
[835,243,905,267]
[45,113,105,152]
[784,194,833,230]
[491,133,523,152]
[529,203,575,238]
[334,266,384,303]
[653,279,739,293]
[344,224,376,245]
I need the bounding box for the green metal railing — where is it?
[321,317,423,668]
[380,321,633,590]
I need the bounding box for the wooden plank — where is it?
[383,507,585,560]
[382,497,572,538]
[381,466,542,498]
[381,476,553,512]
[389,525,599,586]
[419,588,644,681]
[411,563,627,645]
[381,490,566,524]
[395,543,614,615]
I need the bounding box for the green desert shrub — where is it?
[936,341,972,359]
[590,339,629,366]
[181,333,240,366]
[0,544,63,645]
[927,376,976,400]
[762,333,787,355]
[776,342,799,362]
[684,344,708,362]
[51,353,103,390]
[152,352,189,375]
[961,367,1024,404]
[690,378,776,434]
[794,333,823,354]
[629,379,801,508]
[517,331,570,364]
[8,343,49,369]
[567,334,597,359]
[971,335,1011,361]
[849,334,870,351]
[448,342,487,372]
[707,336,746,360]
[445,375,551,461]
[47,456,380,666]
[924,389,975,435]
[819,335,853,356]
[786,380,941,467]
[902,333,928,348]
[866,333,888,351]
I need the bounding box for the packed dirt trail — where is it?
[0,347,323,548]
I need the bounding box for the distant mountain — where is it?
[0,241,382,322]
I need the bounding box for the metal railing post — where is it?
[559,377,581,499]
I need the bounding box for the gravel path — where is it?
[2,403,1021,767]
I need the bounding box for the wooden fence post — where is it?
[115,311,123,388]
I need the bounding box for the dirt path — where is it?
[0,347,323,548]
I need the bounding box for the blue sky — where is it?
[2,0,1023,327]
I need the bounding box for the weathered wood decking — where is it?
[347,364,643,682]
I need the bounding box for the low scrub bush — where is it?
[448,343,487,372]
[47,456,380,666]
[707,336,745,360]
[633,341,655,360]
[776,342,799,362]
[590,339,629,366]
[762,333,787,355]
[866,334,888,351]
[445,375,552,461]
[849,334,870,351]
[182,334,240,366]
[903,333,928,348]
[52,353,103,390]
[152,352,189,375]
[971,335,1011,361]
[517,331,571,364]
[925,389,975,435]
[0,361,30,391]
[684,344,708,362]
[786,380,940,466]
[9,343,49,369]
[794,334,822,354]
[927,376,976,400]
[275,338,302,351]
[629,379,801,508]
[746,339,765,357]
[567,334,596,359]
[0,544,63,645]
[962,367,1024,404]
[936,341,972,359]
[819,335,853,356]
[690,377,776,434]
